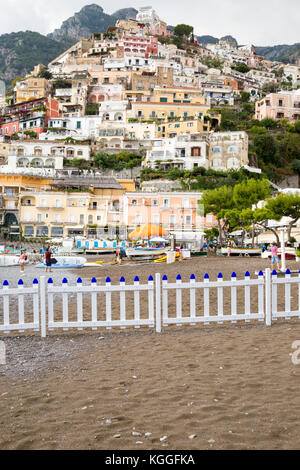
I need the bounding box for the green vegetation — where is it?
[94,151,143,171]
[200,179,271,245]
[0,31,66,85]
[85,103,100,115]
[141,167,266,190]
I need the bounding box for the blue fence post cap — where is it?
[120,276,125,283]
[33,278,39,284]
[106,277,111,283]
[286,269,291,275]
[134,276,140,282]
[3,280,9,286]
[62,278,68,284]
[18,279,24,286]
[272,270,277,276]
[218,273,223,279]
[77,278,83,284]
[204,273,209,280]
[148,275,154,281]
[231,272,237,278]
[48,278,53,284]
[176,274,182,281]
[245,271,250,277]
[258,270,264,276]
[91,277,97,283]
[190,274,196,280]
[162,275,168,281]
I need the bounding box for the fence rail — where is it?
[0,269,300,337]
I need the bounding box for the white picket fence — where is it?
[1,269,300,337]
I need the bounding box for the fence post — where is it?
[40,276,47,338]
[155,273,161,333]
[265,268,271,326]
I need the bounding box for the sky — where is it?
[0,0,299,46]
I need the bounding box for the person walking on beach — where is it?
[227,241,232,257]
[271,242,280,272]
[19,250,26,274]
[45,247,52,273]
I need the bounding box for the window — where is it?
[79,214,84,224]
[51,227,63,237]
[279,99,283,107]
[185,215,192,225]
[55,199,61,208]
[132,200,137,205]
[36,226,48,237]
[24,226,34,236]
[152,200,158,206]
[163,199,169,208]
[55,214,61,222]
[170,214,176,224]
[76,121,81,129]
[212,146,222,153]
[228,145,238,153]
[137,81,143,89]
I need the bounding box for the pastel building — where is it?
[208,132,248,170]
[124,192,216,233]
[255,90,300,121]
[4,140,90,170]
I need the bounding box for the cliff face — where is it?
[111,8,138,21]
[47,4,116,43]
[47,5,138,44]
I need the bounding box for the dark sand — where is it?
[1,256,300,450]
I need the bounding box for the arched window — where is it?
[228,145,238,153]
[212,146,222,153]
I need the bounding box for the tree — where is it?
[86,103,99,115]
[253,134,281,165]
[224,208,254,246]
[38,69,52,80]
[265,193,300,241]
[233,178,271,245]
[295,120,300,134]
[253,207,280,244]
[232,63,250,74]
[260,118,278,129]
[199,186,234,246]
[174,24,194,39]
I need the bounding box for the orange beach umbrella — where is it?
[128,224,169,240]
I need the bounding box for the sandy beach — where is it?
[1,255,300,450]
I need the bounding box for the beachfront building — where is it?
[0,173,53,239]
[123,192,217,235]
[255,89,300,121]
[19,176,128,239]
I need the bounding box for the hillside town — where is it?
[0,5,300,243]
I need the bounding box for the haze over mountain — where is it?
[0,4,299,85]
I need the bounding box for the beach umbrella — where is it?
[128,224,169,240]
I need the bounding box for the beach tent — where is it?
[128,224,169,240]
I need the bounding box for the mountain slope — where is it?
[0,31,66,84]
[256,43,300,63]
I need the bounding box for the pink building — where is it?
[124,192,217,232]
[255,90,300,121]
[122,35,158,57]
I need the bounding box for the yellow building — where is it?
[15,78,51,104]
[19,176,128,239]
[129,100,210,121]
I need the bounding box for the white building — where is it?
[4,140,90,170]
[99,100,128,124]
[144,134,209,171]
